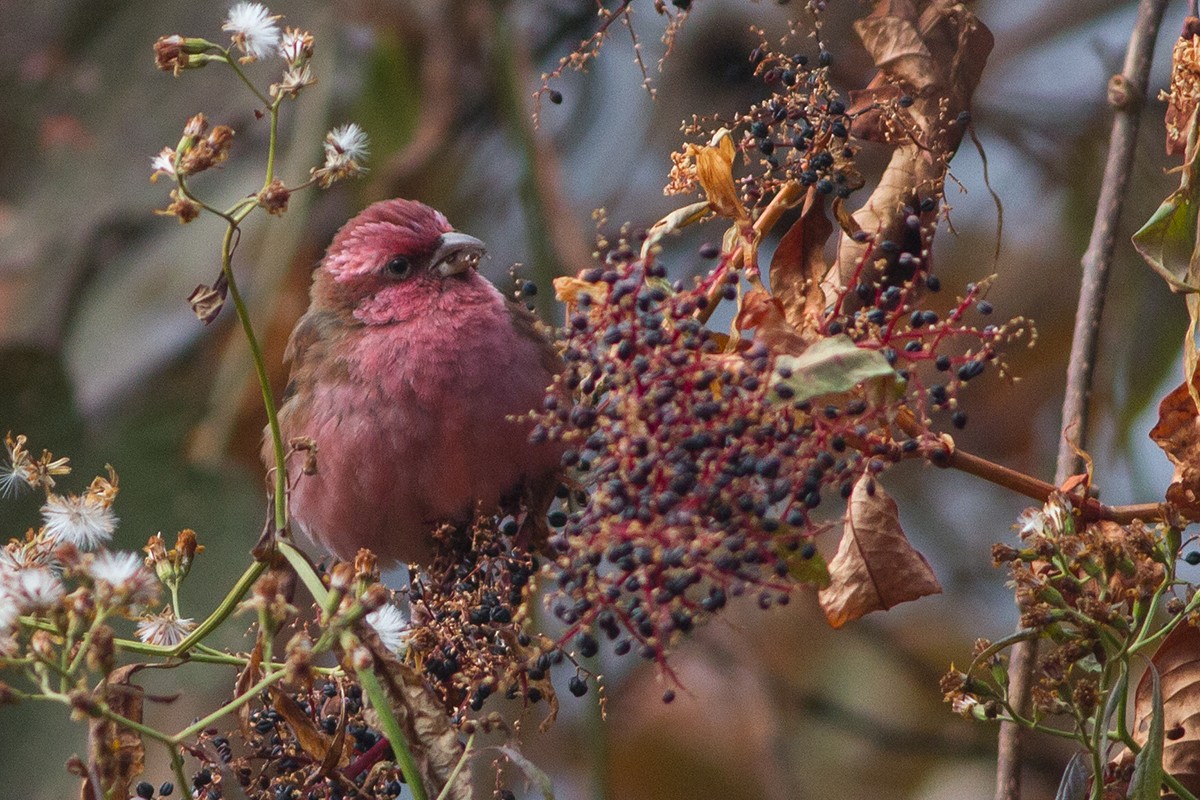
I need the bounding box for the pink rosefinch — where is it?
[267,199,562,565]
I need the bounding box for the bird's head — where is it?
[313,198,488,325]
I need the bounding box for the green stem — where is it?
[278,540,330,608]
[264,99,282,186]
[169,749,189,799]
[357,667,428,800]
[169,583,183,619]
[218,218,288,535]
[435,733,475,800]
[67,609,109,677]
[220,51,272,107]
[168,559,268,657]
[170,669,285,744]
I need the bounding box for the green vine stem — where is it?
[357,664,429,800]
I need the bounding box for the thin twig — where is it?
[996,2,1170,798]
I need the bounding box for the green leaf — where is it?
[1132,191,1200,293]
[1054,753,1089,800]
[770,334,900,405]
[780,543,831,588]
[1128,665,1165,800]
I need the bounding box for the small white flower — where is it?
[1044,495,1072,535]
[951,694,980,717]
[1016,508,1046,537]
[366,603,410,654]
[41,493,117,550]
[137,608,196,647]
[150,147,177,182]
[88,550,159,607]
[279,27,314,65]
[87,549,141,584]
[312,124,370,187]
[324,123,369,164]
[223,2,281,62]
[12,568,64,613]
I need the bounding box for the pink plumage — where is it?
[268,199,562,564]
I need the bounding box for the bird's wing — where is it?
[506,299,562,376]
[282,310,342,401]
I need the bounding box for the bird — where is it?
[267,198,563,565]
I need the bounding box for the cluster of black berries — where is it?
[741,47,861,202]
[168,678,407,800]
[532,249,904,678]
[824,225,1024,430]
[405,523,567,720]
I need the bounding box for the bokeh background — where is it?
[0,0,1192,796]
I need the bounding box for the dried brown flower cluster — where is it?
[403,522,567,724]
[945,492,1174,722]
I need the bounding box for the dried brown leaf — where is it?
[356,634,472,800]
[818,475,941,628]
[187,272,228,325]
[769,190,832,335]
[830,0,993,302]
[734,290,809,355]
[1149,372,1200,518]
[1128,623,1200,795]
[1165,18,1200,157]
[236,638,264,739]
[269,684,336,765]
[84,664,147,800]
[695,130,747,222]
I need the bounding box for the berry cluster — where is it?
[172,678,406,800]
[529,209,1027,681]
[535,250,876,677]
[668,40,863,211]
[404,523,566,722]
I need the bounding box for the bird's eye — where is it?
[384,255,411,277]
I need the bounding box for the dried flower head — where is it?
[11,567,65,613]
[222,2,281,63]
[136,607,196,647]
[365,603,409,654]
[153,34,221,75]
[311,123,369,188]
[87,550,159,608]
[41,493,117,550]
[279,27,314,66]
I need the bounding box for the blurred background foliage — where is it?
[0,0,1192,796]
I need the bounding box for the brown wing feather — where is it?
[505,299,562,377]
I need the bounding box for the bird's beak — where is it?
[432,231,487,277]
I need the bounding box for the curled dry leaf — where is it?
[1163,17,1200,157]
[768,188,832,337]
[830,0,993,303]
[1149,371,1200,519]
[355,635,472,800]
[693,128,747,223]
[734,289,810,355]
[818,474,941,628]
[187,272,228,324]
[268,684,347,769]
[83,664,148,800]
[1125,623,1200,796]
[640,200,711,259]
